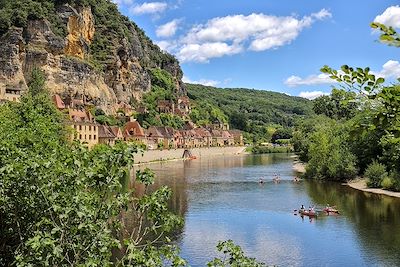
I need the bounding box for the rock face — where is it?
[0,4,185,113]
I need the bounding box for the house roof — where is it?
[110,126,123,137]
[147,126,164,138]
[52,94,65,109]
[68,108,93,123]
[154,126,175,138]
[123,121,145,137]
[228,129,242,136]
[222,130,233,139]
[178,96,190,104]
[194,128,212,137]
[99,125,116,139]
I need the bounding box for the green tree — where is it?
[207,240,265,267]
[0,70,185,266]
[313,89,357,120]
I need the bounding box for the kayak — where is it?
[323,208,339,214]
[299,210,317,217]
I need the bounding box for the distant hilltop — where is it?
[0,0,185,114]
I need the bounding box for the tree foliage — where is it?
[294,22,400,188]
[207,240,266,267]
[187,83,313,143]
[0,70,185,266]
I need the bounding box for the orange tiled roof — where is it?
[53,94,65,109]
[123,121,145,137]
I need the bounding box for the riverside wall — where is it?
[133,146,246,164]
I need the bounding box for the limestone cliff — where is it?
[0,2,185,113]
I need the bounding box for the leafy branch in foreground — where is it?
[207,240,266,267]
[320,65,385,95]
[371,22,400,47]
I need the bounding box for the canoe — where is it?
[299,210,317,217]
[323,208,339,214]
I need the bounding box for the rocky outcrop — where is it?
[0,4,184,113]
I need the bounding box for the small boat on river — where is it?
[299,210,317,217]
[323,207,339,214]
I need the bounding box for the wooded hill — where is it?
[186,83,314,142]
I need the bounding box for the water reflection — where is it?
[305,180,400,266]
[126,154,400,267]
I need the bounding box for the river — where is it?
[134,153,400,267]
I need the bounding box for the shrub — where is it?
[365,161,388,188]
[381,176,394,190]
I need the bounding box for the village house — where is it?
[68,108,99,148]
[176,96,191,116]
[194,128,212,147]
[222,130,235,146]
[157,100,175,113]
[155,126,176,149]
[111,126,124,142]
[146,126,164,149]
[98,125,117,146]
[210,130,225,147]
[228,129,244,146]
[0,86,23,102]
[123,120,147,145]
[173,130,185,148]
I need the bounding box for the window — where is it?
[93,126,96,131]
[79,125,82,130]
[94,135,96,139]
[85,135,86,140]
[89,126,91,131]
[79,134,82,140]
[89,135,92,140]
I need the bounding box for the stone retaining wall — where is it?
[133,146,246,164]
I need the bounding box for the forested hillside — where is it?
[187,83,314,142]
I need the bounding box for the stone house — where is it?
[211,130,225,147]
[228,129,244,146]
[157,100,174,113]
[222,130,234,146]
[173,130,185,148]
[98,125,117,146]
[123,121,147,145]
[155,126,176,149]
[146,126,164,149]
[111,126,124,142]
[176,96,191,116]
[68,108,99,148]
[194,128,212,147]
[0,86,22,102]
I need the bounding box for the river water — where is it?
[136,153,400,267]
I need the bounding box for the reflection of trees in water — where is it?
[305,180,400,265]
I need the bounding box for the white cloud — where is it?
[177,42,243,63]
[376,60,400,78]
[131,2,168,15]
[156,40,177,52]
[374,5,400,28]
[284,73,334,87]
[157,9,331,63]
[182,75,220,87]
[156,19,181,38]
[299,91,327,100]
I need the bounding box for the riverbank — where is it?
[292,161,306,173]
[347,178,400,198]
[133,146,246,165]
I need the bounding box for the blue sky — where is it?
[113,0,400,99]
